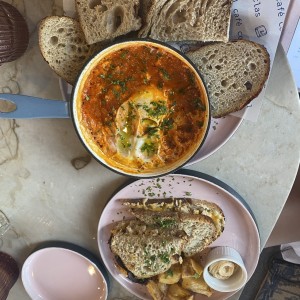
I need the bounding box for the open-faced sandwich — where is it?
[109,198,225,299]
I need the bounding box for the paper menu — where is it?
[280,0,300,92]
[230,0,290,120]
[62,0,291,121]
[287,20,300,92]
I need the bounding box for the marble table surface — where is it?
[1,0,300,299]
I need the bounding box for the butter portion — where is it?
[208,260,237,280]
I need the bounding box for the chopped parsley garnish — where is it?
[159,252,170,264]
[109,64,116,70]
[160,118,174,131]
[111,79,127,89]
[118,134,131,148]
[187,70,196,85]
[150,255,156,262]
[112,88,121,99]
[146,127,159,137]
[100,74,133,94]
[157,81,163,89]
[197,121,204,128]
[120,50,129,59]
[193,98,206,111]
[143,101,168,118]
[155,218,176,228]
[159,68,171,80]
[128,101,135,109]
[141,142,157,155]
[126,102,137,127]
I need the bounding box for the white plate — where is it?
[59,79,245,164]
[22,246,108,300]
[97,170,260,300]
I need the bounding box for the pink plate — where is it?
[98,170,260,300]
[22,247,108,300]
[187,111,245,164]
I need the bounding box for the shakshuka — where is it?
[75,42,209,175]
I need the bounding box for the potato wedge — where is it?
[182,277,212,297]
[168,283,193,298]
[158,264,181,284]
[158,282,169,295]
[147,280,166,300]
[182,258,203,278]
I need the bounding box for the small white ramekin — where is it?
[203,246,248,292]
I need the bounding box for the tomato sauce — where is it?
[78,43,209,174]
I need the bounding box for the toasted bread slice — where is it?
[127,209,217,257]
[110,219,187,279]
[176,199,225,240]
[138,0,232,42]
[180,213,217,256]
[123,198,222,257]
[186,40,270,117]
[38,16,103,85]
[76,0,142,44]
[123,198,225,239]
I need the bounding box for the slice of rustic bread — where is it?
[76,0,142,44]
[123,197,225,240]
[38,16,103,85]
[138,0,232,42]
[177,199,225,239]
[129,210,217,257]
[110,219,187,279]
[123,198,221,257]
[186,40,270,118]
